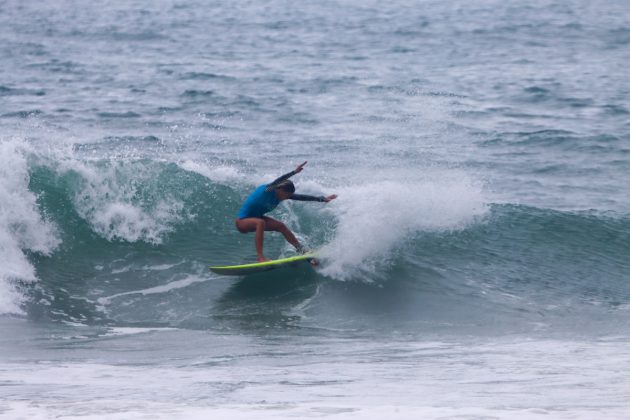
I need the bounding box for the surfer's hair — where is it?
[276,180,295,194]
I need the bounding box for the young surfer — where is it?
[236,161,337,262]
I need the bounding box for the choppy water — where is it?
[1,0,629,418]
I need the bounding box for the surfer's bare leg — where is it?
[235,218,268,261]
[261,216,302,251]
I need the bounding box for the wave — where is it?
[2,137,629,332]
[0,139,60,315]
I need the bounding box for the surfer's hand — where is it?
[324,194,337,202]
[295,161,307,173]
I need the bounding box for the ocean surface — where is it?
[1,0,630,418]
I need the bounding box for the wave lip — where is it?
[53,158,191,244]
[0,138,60,315]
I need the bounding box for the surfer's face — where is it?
[275,189,293,201]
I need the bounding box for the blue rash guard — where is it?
[237,184,280,219]
[237,170,326,219]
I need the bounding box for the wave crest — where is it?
[0,138,60,315]
[320,177,488,280]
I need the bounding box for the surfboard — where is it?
[209,252,317,276]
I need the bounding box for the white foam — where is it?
[0,138,60,315]
[54,157,186,244]
[6,401,625,420]
[2,337,629,419]
[97,274,209,306]
[178,159,243,183]
[319,175,487,280]
[102,327,178,337]
[141,263,179,271]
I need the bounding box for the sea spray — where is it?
[178,160,244,184]
[0,138,60,315]
[319,176,487,280]
[53,158,190,244]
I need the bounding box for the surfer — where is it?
[236,161,337,262]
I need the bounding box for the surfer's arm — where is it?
[265,170,297,192]
[289,194,326,202]
[264,161,308,192]
[290,194,337,203]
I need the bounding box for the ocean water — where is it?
[1,0,630,418]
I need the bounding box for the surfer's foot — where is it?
[257,256,270,262]
[296,246,310,255]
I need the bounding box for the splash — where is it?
[55,158,188,244]
[178,160,243,183]
[0,138,60,315]
[319,175,487,280]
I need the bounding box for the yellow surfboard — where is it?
[209,252,317,276]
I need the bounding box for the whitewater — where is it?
[1,0,629,419]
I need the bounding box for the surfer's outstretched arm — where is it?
[290,194,325,202]
[291,194,338,203]
[265,161,308,192]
